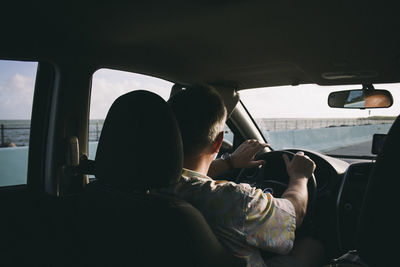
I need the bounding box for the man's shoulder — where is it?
[181,172,255,198]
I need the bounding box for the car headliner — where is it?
[1,1,400,90]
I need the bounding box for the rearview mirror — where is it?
[328,89,393,109]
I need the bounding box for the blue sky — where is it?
[0,60,37,80]
[1,59,400,120]
[0,60,37,120]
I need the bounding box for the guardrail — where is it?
[0,124,30,147]
[254,118,393,131]
[0,119,394,147]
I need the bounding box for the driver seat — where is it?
[77,90,245,266]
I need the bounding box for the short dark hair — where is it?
[168,85,227,158]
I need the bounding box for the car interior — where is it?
[1,1,399,266]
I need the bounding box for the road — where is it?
[325,140,374,156]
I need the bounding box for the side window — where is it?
[216,124,236,159]
[89,68,173,160]
[223,124,234,144]
[0,60,37,186]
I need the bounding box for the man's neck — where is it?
[183,154,214,176]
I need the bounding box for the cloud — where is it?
[90,69,173,119]
[0,67,174,120]
[0,73,35,119]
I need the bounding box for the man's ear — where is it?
[212,131,224,154]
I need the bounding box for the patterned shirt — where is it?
[157,168,296,267]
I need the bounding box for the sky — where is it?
[0,60,37,120]
[1,59,400,120]
[90,69,172,119]
[240,83,400,118]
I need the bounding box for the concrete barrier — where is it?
[89,141,98,160]
[263,124,391,152]
[0,146,28,186]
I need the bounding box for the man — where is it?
[160,85,323,266]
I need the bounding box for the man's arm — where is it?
[281,152,316,227]
[208,139,269,178]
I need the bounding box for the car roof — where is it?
[1,1,400,89]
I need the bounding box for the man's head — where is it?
[168,85,227,159]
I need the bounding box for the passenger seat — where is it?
[76,90,245,266]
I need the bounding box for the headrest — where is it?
[95,90,183,191]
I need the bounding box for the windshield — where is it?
[240,83,400,157]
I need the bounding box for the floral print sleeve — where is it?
[156,168,297,266]
[242,185,296,254]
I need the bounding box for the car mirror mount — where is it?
[328,84,393,109]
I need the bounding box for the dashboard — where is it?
[336,162,373,251]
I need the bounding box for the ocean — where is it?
[0,120,31,146]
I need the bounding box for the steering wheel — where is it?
[235,150,317,216]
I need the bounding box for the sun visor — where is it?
[213,85,239,119]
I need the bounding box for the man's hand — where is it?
[208,139,269,178]
[230,139,269,169]
[282,151,316,180]
[281,151,316,227]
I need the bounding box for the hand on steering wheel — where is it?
[283,151,315,181]
[235,150,317,220]
[230,139,269,169]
